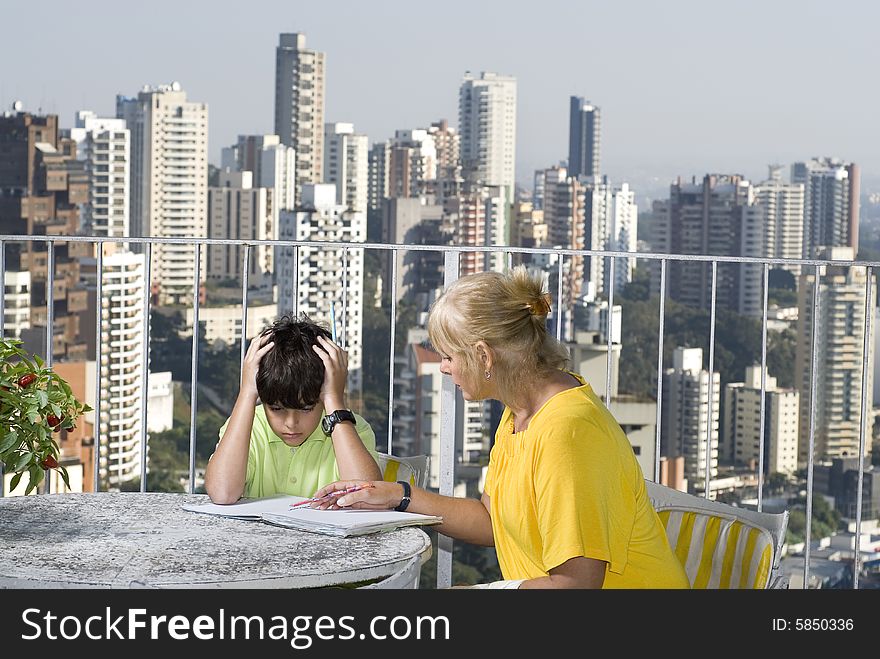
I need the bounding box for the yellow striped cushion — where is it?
[381,459,417,487]
[657,508,774,589]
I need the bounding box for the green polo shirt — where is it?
[218,405,378,498]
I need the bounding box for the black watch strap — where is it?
[394,480,411,512]
[322,409,356,435]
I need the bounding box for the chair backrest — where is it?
[375,452,429,489]
[645,479,790,589]
[359,555,422,589]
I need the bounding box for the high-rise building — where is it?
[275,33,325,194]
[582,178,638,297]
[568,96,601,179]
[221,134,296,212]
[93,249,148,488]
[277,184,366,399]
[738,171,805,316]
[381,197,446,311]
[388,129,437,200]
[458,71,517,204]
[0,108,90,361]
[651,174,750,312]
[116,82,208,305]
[323,122,368,212]
[207,171,275,292]
[722,366,799,475]
[792,157,860,257]
[661,347,720,495]
[796,246,874,465]
[67,111,130,238]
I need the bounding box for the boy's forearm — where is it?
[204,392,257,503]
[330,423,382,481]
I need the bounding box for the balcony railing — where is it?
[1,232,877,589]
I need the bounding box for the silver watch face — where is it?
[321,414,334,434]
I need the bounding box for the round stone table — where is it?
[0,492,432,589]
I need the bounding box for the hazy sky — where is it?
[2,0,878,195]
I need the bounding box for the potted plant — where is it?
[0,337,92,495]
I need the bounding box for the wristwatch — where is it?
[395,480,412,512]
[321,409,356,435]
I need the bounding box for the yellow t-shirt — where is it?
[483,373,689,588]
[218,405,378,498]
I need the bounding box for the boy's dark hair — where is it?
[255,314,332,409]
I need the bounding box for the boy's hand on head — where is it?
[241,334,274,400]
[312,335,348,410]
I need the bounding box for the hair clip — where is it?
[528,293,552,316]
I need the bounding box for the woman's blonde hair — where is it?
[427,266,570,402]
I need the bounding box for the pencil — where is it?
[330,301,338,343]
[289,483,375,508]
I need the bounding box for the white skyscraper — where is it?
[323,122,368,212]
[796,247,874,464]
[68,111,130,238]
[661,347,720,495]
[277,184,366,399]
[275,33,325,194]
[97,249,148,487]
[582,178,638,297]
[739,173,805,316]
[458,71,517,204]
[723,366,799,476]
[116,82,208,305]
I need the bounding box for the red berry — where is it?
[17,373,37,388]
[40,455,59,469]
[46,414,63,429]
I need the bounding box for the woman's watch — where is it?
[394,480,411,512]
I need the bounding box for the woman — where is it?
[312,266,689,589]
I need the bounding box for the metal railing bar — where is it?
[342,247,349,349]
[803,263,821,588]
[654,259,667,483]
[704,261,717,499]
[387,250,398,455]
[758,263,769,511]
[188,244,201,494]
[44,241,55,494]
[139,243,152,493]
[556,254,564,341]
[854,266,873,589]
[438,250,460,590]
[239,244,250,373]
[605,256,615,405]
[46,241,55,370]
[93,244,103,493]
[293,245,299,317]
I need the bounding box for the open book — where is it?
[182,494,442,538]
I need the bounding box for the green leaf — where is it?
[0,430,19,453]
[59,466,71,490]
[9,471,22,491]
[13,451,32,472]
[34,354,44,368]
[37,390,48,408]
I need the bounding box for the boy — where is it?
[205,314,381,504]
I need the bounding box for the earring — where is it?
[485,370,491,380]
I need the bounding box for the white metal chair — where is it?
[375,452,429,489]
[645,479,790,589]
[359,555,423,589]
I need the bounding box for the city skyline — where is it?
[2,0,878,195]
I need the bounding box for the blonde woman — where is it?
[312,266,689,589]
